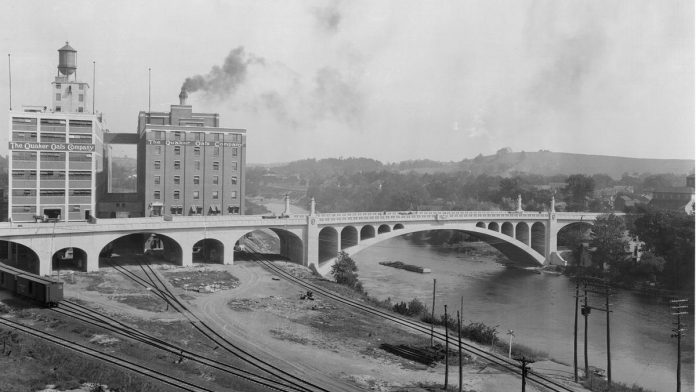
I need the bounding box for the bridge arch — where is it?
[52,247,87,272]
[360,225,375,241]
[98,232,183,268]
[516,222,530,245]
[317,222,546,275]
[0,241,40,274]
[377,224,391,234]
[318,227,339,264]
[393,223,404,230]
[501,222,514,237]
[530,222,546,255]
[488,222,499,232]
[192,238,224,264]
[232,228,304,265]
[341,226,359,250]
[476,222,486,229]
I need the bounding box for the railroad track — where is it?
[53,300,299,392]
[0,316,215,392]
[247,251,586,392]
[103,257,343,392]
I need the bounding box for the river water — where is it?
[350,236,694,392]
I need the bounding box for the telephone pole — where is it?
[444,304,449,389]
[573,278,579,382]
[514,356,534,392]
[431,279,436,347]
[671,298,688,392]
[584,277,613,388]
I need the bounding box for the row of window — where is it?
[153,160,237,171]
[151,131,242,142]
[12,152,93,161]
[13,132,93,143]
[56,83,85,90]
[11,118,91,131]
[13,170,91,179]
[153,175,237,185]
[55,93,84,102]
[152,145,238,157]
[164,205,241,215]
[153,190,237,200]
[12,189,91,196]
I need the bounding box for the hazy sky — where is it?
[1,0,693,163]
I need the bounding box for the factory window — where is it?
[173,190,180,200]
[56,93,61,101]
[232,147,238,157]
[12,151,37,161]
[213,162,220,170]
[194,147,201,156]
[213,175,219,185]
[174,146,181,155]
[154,146,161,155]
[40,189,65,196]
[174,132,182,141]
[195,161,201,170]
[193,191,199,199]
[194,132,202,141]
[78,94,84,102]
[193,176,200,185]
[153,191,160,200]
[213,133,221,141]
[78,107,84,112]
[154,131,164,140]
[228,206,240,214]
[79,84,84,90]
[154,176,160,185]
[154,160,161,170]
[213,147,219,156]
[230,176,238,185]
[212,191,219,199]
[55,83,61,89]
[231,191,237,199]
[231,162,238,170]
[174,175,180,185]
[69,189,91,196]
[174,160,181,170]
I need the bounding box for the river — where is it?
[350,236,694,392]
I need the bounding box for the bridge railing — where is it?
[314,210,607,224]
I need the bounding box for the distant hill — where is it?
[252,151,693,179]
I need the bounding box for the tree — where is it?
[589,214,628,271]
[565,174,595,211]
[330,251,363,292]
[632,208,695,290]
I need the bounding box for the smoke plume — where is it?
[181,46,264,97]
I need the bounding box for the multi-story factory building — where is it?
[8,43,106,223]
[136,89,246,217]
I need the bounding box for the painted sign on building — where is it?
[9,142,96,152]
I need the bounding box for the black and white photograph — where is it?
[0,1,693,391]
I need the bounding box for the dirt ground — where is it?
[0,260,590,392]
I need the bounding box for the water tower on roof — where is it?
[58,42,77,78]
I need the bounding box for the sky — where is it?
[1,0,693,163]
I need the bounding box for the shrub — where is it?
[330,251,363,292]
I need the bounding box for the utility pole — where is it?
[573,278,579,382]
[444,304,449,389]
[671,298,688,392]
[584,277,613,388]
[581,279,590,379]
[458,311,463,392]
[514,356,534,392]
[431,279,436,347]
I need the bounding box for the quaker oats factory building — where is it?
[8,43,247,223]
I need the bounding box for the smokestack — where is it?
[179,87,188,105]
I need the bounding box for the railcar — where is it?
[0,263,63,306]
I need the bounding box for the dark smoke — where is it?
[181,46,264,97]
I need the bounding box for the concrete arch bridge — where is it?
[0,208,604,277]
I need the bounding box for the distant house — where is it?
[613,193,649,211]
[649,174,695,213]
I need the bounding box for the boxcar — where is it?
[0,263,64,306]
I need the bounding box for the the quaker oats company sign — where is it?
[9,142,96,152]
[145,139,242,147]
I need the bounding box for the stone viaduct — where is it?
[0,198,603,276]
